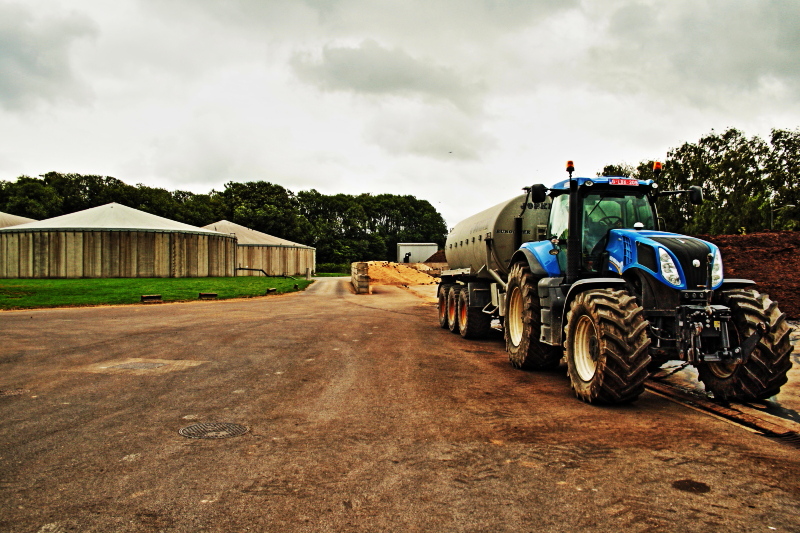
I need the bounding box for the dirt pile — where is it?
[695,231,800,319]
[367,261,438,286]
[424,249,446,262]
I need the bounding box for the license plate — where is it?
[609,178,639,186]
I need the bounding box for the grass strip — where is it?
[0,277,313,310]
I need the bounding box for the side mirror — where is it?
[530,184,548,204]
[689,185,703,205]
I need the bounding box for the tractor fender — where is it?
[564,278,629,310]
[719,279,756,291]
[509,248,549,279]
[537,276,629,347]
[557,278,631,341]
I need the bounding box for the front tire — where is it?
[564,288,651,404]
[697,289,793,401]
[504,263,562,370]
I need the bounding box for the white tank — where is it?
[445,194,551,279]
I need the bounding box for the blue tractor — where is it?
[440,162,793,404]
[509,162,793,403]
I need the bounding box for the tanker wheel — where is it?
[564,288,651,404]
[438,284,453,329]
[697,289,793,401]
[504,263,562,370]
[447,285,461,334]
[458,287,492,339]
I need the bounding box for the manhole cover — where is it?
[178,422,249,439]
[112,362,166,370]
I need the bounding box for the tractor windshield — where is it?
[547,190,656,274]
[582,192,656,262]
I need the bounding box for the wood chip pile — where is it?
[367,262,438,286]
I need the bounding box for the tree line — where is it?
[2,127,797,263]
[0,173,447,264]
[600,127,800,235]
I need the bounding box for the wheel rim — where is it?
[574,315,599,382]
[507,286,523,346]
[438,292,447,322]
[447,290,457,324]
[707,362,737,379]
[459,296,467,327]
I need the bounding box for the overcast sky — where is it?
[2,0,798,227]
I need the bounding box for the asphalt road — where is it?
[1,278,799,532]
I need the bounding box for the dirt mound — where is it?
[424,249,446,262]
[694,231,800,319]
[367,262,438,286]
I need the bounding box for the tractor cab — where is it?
[545,176,660,275]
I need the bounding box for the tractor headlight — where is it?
[659,248,682,286]
[711,249,723,287]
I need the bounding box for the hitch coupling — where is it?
[677,304,770,365]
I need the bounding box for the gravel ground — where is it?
[0,279,799,532]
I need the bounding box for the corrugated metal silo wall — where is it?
[236,245,316,276]
[0,230,236,278]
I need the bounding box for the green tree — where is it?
[660,129,770,234]
[221,181,313,244]
[603,128,796,235]
[765,128,800,230]
[170,190,226,227]
[295,190,446,263]
[599,164,636,177]
[1,176,63,219]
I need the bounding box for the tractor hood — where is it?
[605,229,723,290]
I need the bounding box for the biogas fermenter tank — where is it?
[445,194,551,280]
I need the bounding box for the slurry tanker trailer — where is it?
[438,162,792,404]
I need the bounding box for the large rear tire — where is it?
[564,288,651,404]
[438,284,453,329]
[447,285,461,334]
[504,263,562,370]
[458,287,492,339]
[697,289,793,401]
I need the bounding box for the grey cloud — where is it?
[291,39,485,113]
[0,2,97,111]
[364,107,496,160]
[300,0,577,40]
[584,1,800,106]
[144,0,575,39]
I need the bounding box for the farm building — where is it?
[202,220,315,277]
[0,203,236,278]
[0,211,36,229]
[396,243,439,263]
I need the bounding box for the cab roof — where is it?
[549,176,655,191]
